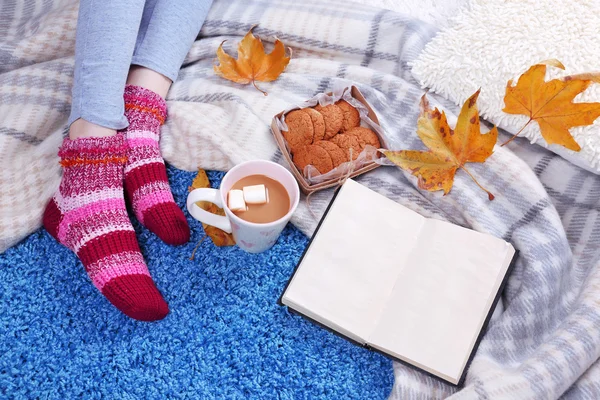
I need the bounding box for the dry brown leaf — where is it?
[213,25,291,95]
[188,170,236,247]
[383,90,497,200]
[502,59,600,150]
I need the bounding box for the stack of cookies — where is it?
[282,100,381,176]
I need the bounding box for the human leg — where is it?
[43,134,169,321]
[68,0,146,136]
[131,0,214,85]
[45,0,169,321]
[121,0,213,245]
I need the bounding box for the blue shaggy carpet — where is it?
[0,166,393,399]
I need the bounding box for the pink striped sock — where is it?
[122,84,190,246]
[43,133,169,321]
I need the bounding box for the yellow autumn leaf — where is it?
[189,169,236,247]
[502,59,600,151]
[384,89,497,200]
[214,25,291,95]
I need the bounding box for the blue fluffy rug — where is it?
[0,166,393,399]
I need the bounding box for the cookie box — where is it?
[270,86,388,195]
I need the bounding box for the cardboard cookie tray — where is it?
[270,86,388,195]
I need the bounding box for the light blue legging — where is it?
[68,0,213,130]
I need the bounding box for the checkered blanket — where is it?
[1,0,599,398]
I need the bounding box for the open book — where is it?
[279,179,517,386]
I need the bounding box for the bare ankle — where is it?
[69,119,117,140]
[126,66,172,98]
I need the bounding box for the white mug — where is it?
[186,160,300,253]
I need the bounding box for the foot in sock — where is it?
[43,133,169,321]
[122,84,190,245]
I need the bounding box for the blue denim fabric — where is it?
[68,0,212,129]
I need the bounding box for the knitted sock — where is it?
[122,84,190,246]
[43,133,169,321]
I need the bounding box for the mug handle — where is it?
[186,188,233,233]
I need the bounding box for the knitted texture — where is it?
[42,133,169,321]
[123,85,190,245]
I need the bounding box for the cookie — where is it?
[335,100,361,132]
[314,140,348,167]
[330,134,362,161]
[282,110,314,153]
[314,104,343,139]
[293,144,334,175]
[302,108,326,142]
[345,127,381,150]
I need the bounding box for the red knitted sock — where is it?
[43,133,169,321]
[122,84,190,246]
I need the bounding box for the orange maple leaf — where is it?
[214,25,291,96]
[502,59,600,151]
[384,90,498,200]
[188,169,236,254]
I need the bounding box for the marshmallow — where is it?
[228,189,246,211]
[243,184,269,204]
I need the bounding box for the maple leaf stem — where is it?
[252,79,268,96]
[500,119,532,147]
[461,166,495,200]
[189,235,207,261]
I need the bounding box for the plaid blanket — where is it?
[1,0,600,398]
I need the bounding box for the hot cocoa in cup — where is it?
[186,160,300,253]
[228,175,290,224]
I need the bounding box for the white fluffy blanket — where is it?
[410,0,600,174]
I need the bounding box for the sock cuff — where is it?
[58,132,127,167]
[124,84,167,124]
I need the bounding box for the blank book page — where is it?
[368,219,514,383]
[282,179,425,342]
